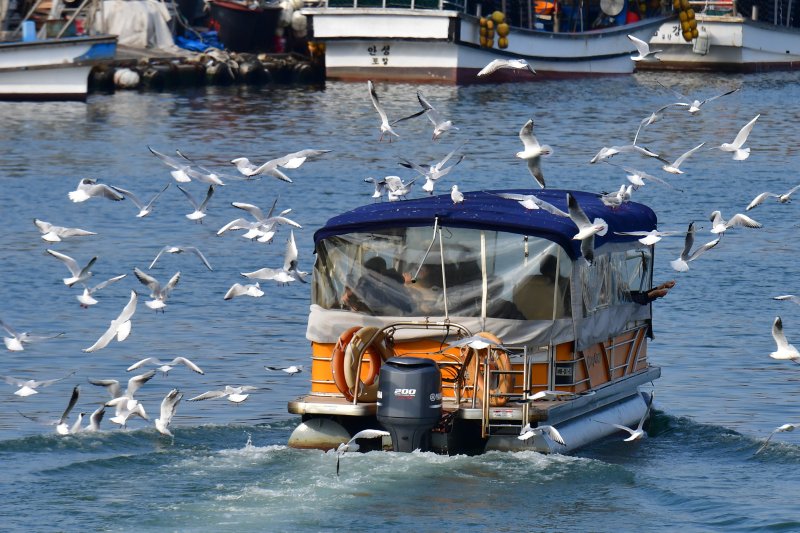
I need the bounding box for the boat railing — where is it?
[8,0,106,39]
[323,0,467,13]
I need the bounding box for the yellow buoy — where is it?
[679,10,687,21]
[680,20,690,31]
[686,8,695,18]
[487,19,494,30]
[480,26,487,37]
[691,28,699,38]
[491,10,505,24]
[479,17,487,26]
[672,0,680,8]
[689,18,697,29]
[680,0,690,9]
[497,22,510,37]
[498,36,509,49]
[683,30,692,41]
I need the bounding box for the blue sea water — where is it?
[1,72,799,531]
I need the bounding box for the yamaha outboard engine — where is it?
[377,357,442,452]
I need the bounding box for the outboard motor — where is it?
[376,357,442,452]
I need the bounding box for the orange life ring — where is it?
[470,331,513,407]
[331,326,361,402]
[343,327,394,402]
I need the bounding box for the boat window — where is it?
[312,226,572,319]
[580,248,652,316]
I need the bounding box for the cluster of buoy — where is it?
[479,11,510,49]
[674,0,698,42]
[90,49,323,93]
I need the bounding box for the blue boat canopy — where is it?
[314,189,658,260]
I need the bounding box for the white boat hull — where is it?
[641,15,800,71]
[0,36,117,100]
[304,7,669,82]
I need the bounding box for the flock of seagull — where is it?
[2,142,323,440]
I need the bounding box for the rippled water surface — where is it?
[2,72,800,531]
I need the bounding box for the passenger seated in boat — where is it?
[403,263,445,315]
[513,254,571,320]
[341,256,411,315]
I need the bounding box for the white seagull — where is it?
[46,249,97,286]
[148,146,194,183]
[448,333,507,351]
[384,176,416,202]
[477,58,536,77]
[605,162,680,190]
[399,140,467,194]
[127,356,204,375]
[364,177,386,199]
[85,406,106,432]
[149,245,212,271]
[670,222,720,272]
[76,274,127,308]
[33,219,96,243]
[494,192,569,217]
[614,229,680,246]
[589,144,662,164]
[134,268,181,311]
[450,184,464,204]
[265,365,304,375]
[709,210,762,234]
[656,82,741,115]
[746,184,800,210]
[155,388,183,437]
[525,390,574,401]
[68,178,125,203]
[217,200,301,243]
[177,184,214,222]
[0,371,75,397]
[367,80,400,142]
[627,34,662,61]
[83,290,138,352]
[606,392,654,442]
[90,370,156,422]
[661,142,705,174]
[241,230,307,284]
[110,183,170,218]
[518,423,566,446]
[188,385,259,403]
[567,193,607,241]
[718,114,759,160]
[756,423,798,454]
[516,119,552,188]
[224,282,264,300]
[336,429,390,475]
[774,295,800,305]
[770,316,800,364]
[416,91,459,141]
[18,385,82,435]
[1,318,64,352]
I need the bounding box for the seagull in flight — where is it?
[241,230,307,284]
[364,177,386,200]
[414,91,459,141]
[265,365,303,375]
[230,150,328,182]
[448,333,507,351]
[384,176,416,202]
[134,268,181,311]
[127,356,204,375]
[217,200,301,243]
[494,192,569,217]
[224,282,264,300]
[746,184,800,210]
[518,423,566,446]
[589,144,663,165]
[567,193,607,241]
[656,82,740,115]
[516,119,552,188]
[33,219,96,243]
[155,388,183,437]
[399,140,467,194]
[661,142,705,174]
[604,162,681,190]
[605,392,654,442]
[46,249,97,287]
[148,146,195,183]
[367,80,401,142]
[1,318,64,352]
[177,185,214,222]
[18,385,82,435]
[336,429,390,475]
[773,295,800,305]
[756,423,798,454]
[614,229,680,245]
[68,178,125,203]
[627,34,662,61]
[770,316,800,364]
[83,290,138,352]
[90,370,156,423]
[718,114,759,161]
[188,385,260,403]
[76,274,127,308]
[110,183,170,218]
[670,222,720,272]
[0,371,75,397]
[149,245,212,271]
[709,210,761,234]
[477,58,536,77]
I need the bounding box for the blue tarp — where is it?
[314,189,658,260]
[175,30,224,52]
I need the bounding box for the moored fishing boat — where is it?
[301,0,671,82]
[288,188,663,455]
[641,0,800,72]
